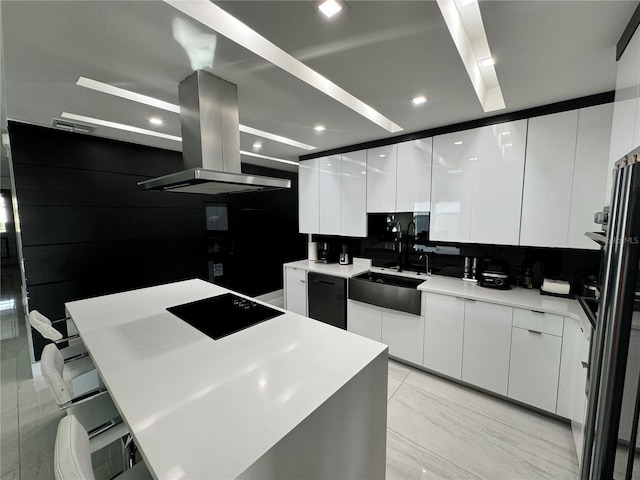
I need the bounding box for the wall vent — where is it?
[51,119,95,134]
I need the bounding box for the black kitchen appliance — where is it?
[339,244,351,265]
[479,262,510,290]
[307,272,346,329]
[167,293,284,340]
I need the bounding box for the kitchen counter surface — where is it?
[417,274,593,337]
[65,279,387,479]
[283,259,370,278]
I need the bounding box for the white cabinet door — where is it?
[462,300,512,395]
[508,327,562,413]
[520,110,579,247]
[319,155,341,235]
[381,308,424,365]
[423,293,465,379]
[431,130,475,242]
[341,151,367,237]
[396,139,432,213]
[284,267,307,316]
[367,145,398,213]
[568,104,613,249]
[471,120,527,245]
[298,158,320,234]
[347,300,382,342]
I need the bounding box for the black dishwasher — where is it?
[307,272,347,329]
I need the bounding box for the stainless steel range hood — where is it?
[138,70,291,195]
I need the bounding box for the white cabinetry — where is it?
[508,309,563,413]
[470,120,527,245]
[367,145,398,213]
[423,293,465,379]
[347,300,382,342]
[299,152,367,237]
[298,158,320,234]
[319,155,341,235]
[284,267,307,316]
[341,151,367,237]
[381,308,425,365]
[396,139,432,213]
[462,301,513,395]
[520,110,579,248]
[431,130,475,242]
[568,103,613,249]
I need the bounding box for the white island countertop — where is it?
[65,279,387,480]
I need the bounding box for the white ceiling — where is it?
[1,1,637,174]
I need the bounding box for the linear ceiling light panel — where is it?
[76,76,316,150]
[241,150,299,166]
[436,0,505,112]
[164,0,403,133]
[60,112,182,142]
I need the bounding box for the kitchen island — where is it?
[65,279,388,480]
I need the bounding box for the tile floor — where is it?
[2,265,585,479]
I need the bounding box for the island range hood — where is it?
[138,70,291,195]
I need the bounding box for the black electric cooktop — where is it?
[167,293,284,340]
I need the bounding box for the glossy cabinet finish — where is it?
[431,130,475,242]
[298,158,320,234]
[557,318,589,423]
[423,293,465,379]
[512,308,564,336]
[284,267,307,316]
[508,327,562,413]
[341,151,367,237]
[347,299,382,342]
[471,121,527,245]
[462,300,513,395]
[520,110,579,247]
[381,308,425,365]
[319,155,341,236]
[568,103,613,249]
[396,139,432,213]
[367,145,398,213]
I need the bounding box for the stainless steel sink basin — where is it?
[348,272,424,315]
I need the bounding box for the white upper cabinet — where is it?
[298,157,320,234]
[319,155,342,236]
[520,110,579,248]
[568,103,613,249]
[367,145,398,213]
[471,120,527,245]
[341,151,367,237]
[396,139,432,213]
[431,130,476,242]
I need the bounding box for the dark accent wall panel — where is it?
[9,122,208,360]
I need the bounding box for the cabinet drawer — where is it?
[513,308,563,336]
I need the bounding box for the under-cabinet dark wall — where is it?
[9,122,209,360]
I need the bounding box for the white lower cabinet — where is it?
[508,327,562,413]
[284,267,307,316]
[347,300,382,342]
[462,301,513,395]
[381,308,425,365]
[423,293,465,379]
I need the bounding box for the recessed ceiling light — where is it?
[149,117,163,125]
[326,163,332,167]
[379,154,386,158]
[314,125,326,132]
[166,1,403,132]
[318,0,342,19]
[76,76,317,150]
[477,57,495,69]
[454,141,463,145]
[61,113,182,142]
[412,95,428,105]
[252,141,262,151]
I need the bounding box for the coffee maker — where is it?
[317,242,330,263]
[339,244,351,265]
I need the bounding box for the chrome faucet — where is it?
[419,253,431,276]
[395,222,402,271]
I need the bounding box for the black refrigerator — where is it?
[582,149,640,479]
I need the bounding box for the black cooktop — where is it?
[167,293,284,340]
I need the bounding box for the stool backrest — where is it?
[29,310,63,342]
[42,344,73,405]
[54,415,96,480]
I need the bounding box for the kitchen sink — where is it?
[348,272,424,315]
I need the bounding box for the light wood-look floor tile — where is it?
[388,381,578,479]
[388,359,412,400]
